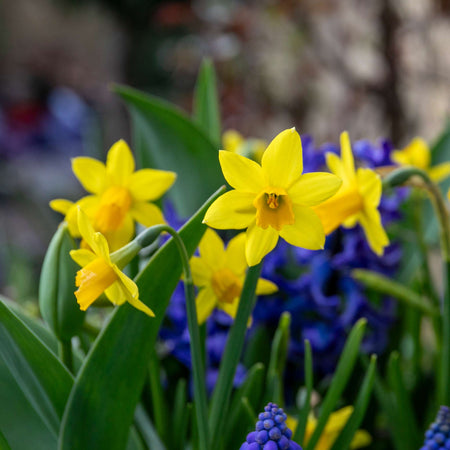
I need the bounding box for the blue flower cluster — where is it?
[240,403,302,450]
[421,406,450,449]
[159,134,405,396]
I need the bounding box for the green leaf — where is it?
[171,379,190,450]
[0,299,74,437]
[59,188,223,450]
[331,354,377,450]
[305,319,367,450]
[113,84,224,217]
[293,339,313,445]
[134,405,166,450]
[0,428,11,450]
[193,58,221,148]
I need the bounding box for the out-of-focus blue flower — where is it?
[240,402,302,450]
[420,406,450,449]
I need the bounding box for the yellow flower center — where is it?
[94,186,132,233]
[211,268,242,304]
[254,187,295,231]
[75,257,118,310]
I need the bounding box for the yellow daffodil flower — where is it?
[223,129,267,162]
[70,208,154,317]
[51,139,176,251]
[190,228,277,323]
[313,131,389,256]
[286,406,371,450]
[203,128,342,266]
[392,137,450,183]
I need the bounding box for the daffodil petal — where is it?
[340,131,357,183]
[359,208,389,256]
[357,168,381,207]
[325,407,353,433]
[50,199,74,215]
[219,150,264,193]
[104,215,135,252]
[350,430,372,448]
[245,223,279,266]
[429,162,450,183]
[261,128,303,189]
[130,202,165,228]
[127,169,177,201]
[72,157,107,194]
[279,205,324,250]
[190,257,213,286]
[93,232,112,261]
[288,172,342,206]
[256,278,278,295]
[196,287,217,324]
[70,249,96,267]
[222,129,243,153]
[77,207,98,253]
[104,281,126,305]
[218,297,240,320]
[114,265,139,300]
[224,232,247,276]
[203,190,255,230]
[126,295,155,317]
[106,140,135,185]
[199,228,225,270]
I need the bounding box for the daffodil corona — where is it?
[51,140,176,251]
[313,131,389,256]
[204,128,342,266]
[70,208,154,317]
[190,228,277,323]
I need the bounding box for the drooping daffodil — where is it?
[286,406,371,450]
[51,139,176,251]
[392,137,450,183]
[70,207,154,317]
[313,131,389,256]
[223,129,267,163]
[190,228,277,323]
[203,128,342,266]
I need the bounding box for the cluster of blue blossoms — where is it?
[160,134,405,395]
[240,403,302,450]
[421,406,450,449]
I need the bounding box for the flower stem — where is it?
[209,261,263,446]
[58,339,73,373]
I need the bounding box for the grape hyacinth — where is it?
[240,403,302,450]
[420,406,450,449]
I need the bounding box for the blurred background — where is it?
[0,0,449,308]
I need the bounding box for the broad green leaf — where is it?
[0,428,11,450]
[305,319,367,450]
[113,84,224,217]
[59,188,223,450]
[193,58,221,148]
[0,299,74,437]
[331,355,377,450]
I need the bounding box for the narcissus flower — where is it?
[313,132,389,256]
[51,139,176,251]
[203,128,342,266]
[286,406,371,450]
[392,137,450,183]
[70,208,154,317]
[190,228,277,323]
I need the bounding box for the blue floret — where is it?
[421,406,450,449]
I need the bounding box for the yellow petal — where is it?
[72,157,107,194]
[359,207,389,256]
[256,278,278,295]
[429,162,450,183]
[104,215,135,252]
[245,223,279,266]
[199,228,225,270]
[261,128,303,189]
[50,199,74,215]
[203,191,255,230]
[224,232,247,276]
[190,257,213,286]
[350,430,372,448]
[127,169,177,201]
[288,172,342,206]
[93,232,112,261]
[70,248,96,267]
[104,281,126,305]
[196,287,217,324]
[218,297,240,320]
[77,207,98,253]
[222,129,244,153]
[106,140,135,186]
[326,152,345,180]
[219,150,264,193]
[126,294,155,317]
[325,406,353,433]
[357,168,381,208]
[130,202,165,228]
[340,131,356,184]
[279,205,325,250]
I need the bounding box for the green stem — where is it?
[58,340,73,373]
[148,351,167,445]
[209,262,263,446]
[441,260,450,405]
